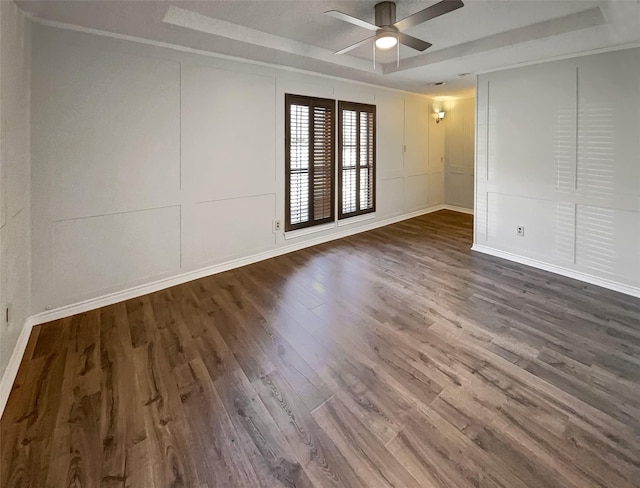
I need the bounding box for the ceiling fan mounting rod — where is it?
[375,1,397,26]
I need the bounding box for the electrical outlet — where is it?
[273,219,282,233]
[517,225,525,237]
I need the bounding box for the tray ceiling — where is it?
[16,0,640,95]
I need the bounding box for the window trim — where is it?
[337,101,376,220]
[285,94,336,232]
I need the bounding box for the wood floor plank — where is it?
[2,210,639,487]
[147,289,199,372]
[312,396,423,488]
[176,358,263,488]
[125,296,156,349]
[214,368,316,488]
[207,276,333,411]
[132,338,199,487]
[170,285,239,383]
[43,310,102,487]
[99,302,146,486]
[3,346,68,487]
[200,287,277,383]
[252,370,367,488]
[387,404,530,488]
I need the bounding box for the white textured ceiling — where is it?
[16,0,640,96]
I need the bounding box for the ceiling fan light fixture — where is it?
[327,0,464,64]
[375,34,398,50]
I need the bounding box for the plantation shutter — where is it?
[338,101,376,219]
[285,94,335,231]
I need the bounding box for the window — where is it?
[285,94,335,231]
[285,95,376,232]
[338,101,376,219]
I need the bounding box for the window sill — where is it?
[337,213,376,227]
[284,213,376,240]
[284,222,336,240]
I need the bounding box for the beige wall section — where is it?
[30,24,444,313]
[0,2,31,381]
[475,47,640,293]
[442,97,475,210]
[427,104,445,208]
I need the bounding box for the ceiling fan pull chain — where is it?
[373,41,376,71]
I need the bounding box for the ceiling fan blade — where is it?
[394,0,464,32]
[334,35,375,55]
[397,33,432,52]
[325,10,379,31]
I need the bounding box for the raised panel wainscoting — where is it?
[475,47,640,297]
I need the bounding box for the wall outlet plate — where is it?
[273,219,282,233]
[517,225,525,237]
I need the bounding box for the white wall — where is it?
[30,24,442,313]
[475,48,640,294]
[443,97,475,210]
[0,2,31,382]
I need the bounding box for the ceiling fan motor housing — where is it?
[375,1,397,27]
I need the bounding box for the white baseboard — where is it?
[0,204,473,417]
[471,244,640,298]
[25,201,466,329]
[0,317,35,416]
[442,205,474,215]
[0,204,452,417]
[30,205,447,327]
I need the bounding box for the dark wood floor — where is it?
[2,210,640,487]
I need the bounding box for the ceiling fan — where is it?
[326,0,464,56]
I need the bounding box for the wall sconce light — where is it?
[436,111,445,124]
